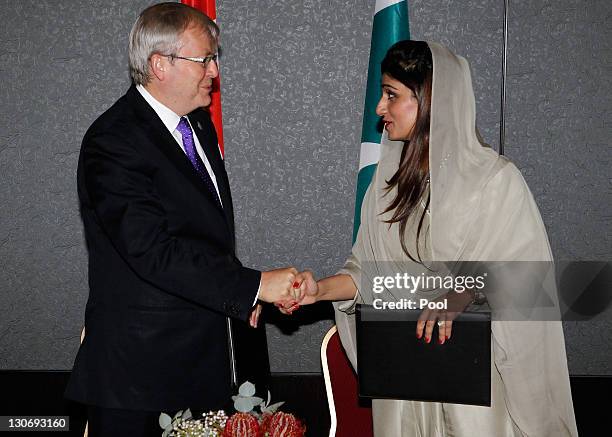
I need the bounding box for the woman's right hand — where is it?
[275,272,357,315]
[275,270,319,315]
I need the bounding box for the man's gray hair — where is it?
[128,2,219,86]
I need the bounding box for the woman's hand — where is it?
[274,270,319,315]
[416,290,475,344]
[295,270,319,304]
[274,272,357,315]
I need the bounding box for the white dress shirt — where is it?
[136,84,222,206]
[136,85,261,306]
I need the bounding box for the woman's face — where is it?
[375,73,419,141]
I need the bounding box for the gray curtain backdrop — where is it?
[0,0,610,374]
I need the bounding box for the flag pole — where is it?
[499,0,509,156]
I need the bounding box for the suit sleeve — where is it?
[81,131,260,321]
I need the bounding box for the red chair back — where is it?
[321,326,373,437]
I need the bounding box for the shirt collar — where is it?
[136,84,182,134]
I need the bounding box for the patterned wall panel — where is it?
[408,0,505,151]
[0,0,159,369]
[0,0,609,375]
[504,0,612,375]
[216,0,375,373]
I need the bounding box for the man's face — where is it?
[165,25,218,114]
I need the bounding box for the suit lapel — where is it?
[189,112,236,239]
[126,87,230,229]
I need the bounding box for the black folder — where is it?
[356,304,491,406]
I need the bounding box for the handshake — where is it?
[260,267,318,310]
[250,267,319,327]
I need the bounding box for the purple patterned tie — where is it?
[176,117,222,208]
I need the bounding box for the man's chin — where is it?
[199,95,212,109]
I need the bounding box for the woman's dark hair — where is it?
[381,40,433,263]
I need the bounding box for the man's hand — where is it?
[258,267,299,303]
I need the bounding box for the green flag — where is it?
[353,0,410,242]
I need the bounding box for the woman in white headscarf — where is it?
[289,41,578,436]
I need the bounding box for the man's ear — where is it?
[149,53,167,81]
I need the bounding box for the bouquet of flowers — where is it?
[159,381,306,437]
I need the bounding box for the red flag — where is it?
[181,0,224,157]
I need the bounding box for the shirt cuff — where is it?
[253,276,261,306]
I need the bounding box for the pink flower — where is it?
[262,411,306,437]
[223,412,260,437]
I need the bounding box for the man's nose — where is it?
[206,60,219,78]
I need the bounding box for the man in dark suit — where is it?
[65,4,299,435]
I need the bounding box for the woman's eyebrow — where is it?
[381,83,399,90]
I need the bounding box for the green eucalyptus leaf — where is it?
[234,396,254,412]
[159,413,172,429]
[264,401,285,413]
[182,409,192,420]
[250,396,263,406]
[266,390,272,406]
[245,398,259,411]
[238,381,256,397]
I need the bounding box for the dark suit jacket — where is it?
[65,86,261,412]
